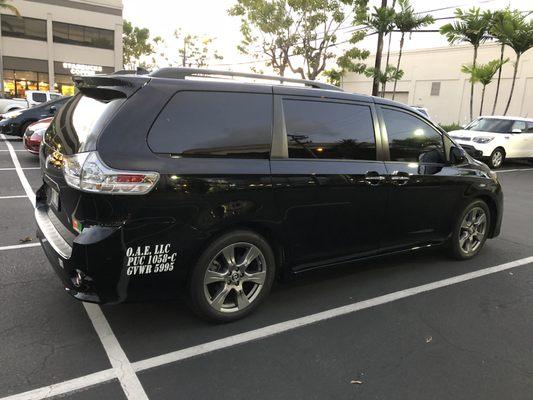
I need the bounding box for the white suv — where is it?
[448,116,533,169]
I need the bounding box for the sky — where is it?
[122,0,531,76]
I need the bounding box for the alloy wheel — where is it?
[491,150,503,168]
[459,206,487,255]
[203,242,267,313]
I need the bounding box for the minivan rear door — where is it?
[271,94,388,269]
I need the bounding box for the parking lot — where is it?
[1,134,533,400]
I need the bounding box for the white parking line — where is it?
[0,133,147,400]
[0,167,40,171]
[0,149,26,152]
[0,134,35,206]
[0,369,116,400]
[0,242,40,251]
[2,255,533,400]
[498,168,533,173]
[0,195,27,200]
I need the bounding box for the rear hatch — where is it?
[39,75,149,243]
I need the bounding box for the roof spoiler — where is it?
[73,75,149,101]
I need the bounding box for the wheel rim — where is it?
[492,151,503,168]
[203,242,267,313]
[459,207,487,255]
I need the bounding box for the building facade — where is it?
[341,43,533,125]
[0,0,123,98]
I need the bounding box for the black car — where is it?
[35,69,503,322]
[0,96,70,137]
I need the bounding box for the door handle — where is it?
[364,171,386,186]
[391,171,410,186]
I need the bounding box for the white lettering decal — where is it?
[124,244,177,275]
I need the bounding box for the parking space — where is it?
[1,135,533,400]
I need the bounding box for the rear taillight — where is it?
[62,151,159,195]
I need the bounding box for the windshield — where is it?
[465,118,523,133]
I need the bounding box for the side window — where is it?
[526,122,533,133]
[32,92,47,103]
[382,108,444,163]
[148,91,272,158]
[511,120,526,132]
[283,99,376,160]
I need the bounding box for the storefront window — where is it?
[54,74,75,96]
[3,70,49,98]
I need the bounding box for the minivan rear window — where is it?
[147,91,272,158]
[45,94,124,155]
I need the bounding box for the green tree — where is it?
[364,64,403,94]
[359,2,396,96]
[122,20,156,69]
[391,0,433,99]
[461,58,508,116]
[488,9,511,115]
[490,12,533,115]
[0,0,20,16]
[440,8,491,121]
[174,29,223,68]
[228,0,355,80]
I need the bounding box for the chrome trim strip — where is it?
[35,207,72,259]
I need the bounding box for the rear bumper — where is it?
[35,201,125,304]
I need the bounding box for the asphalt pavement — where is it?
[1,136,533,400]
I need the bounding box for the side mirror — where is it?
[49,105,57,114]
[450,146,467,165]
[512,128,522,133]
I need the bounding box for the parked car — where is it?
[448,116,533,169]
[35,69,503,322]
[412,106,430,119]
[23,117,53,155]
[0,91,62,115]
[0,96,70,137]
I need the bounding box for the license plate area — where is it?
[48,186,60,211]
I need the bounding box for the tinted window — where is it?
[52,22,114,50]
[382,108,444,163]
[31,92,47,103]
[283,99,376,160]
[1,15,46,41]
[526,122,533,133]
[466,118,515,133]
[511,120,526,132]
[148,91,272,158]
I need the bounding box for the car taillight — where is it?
[62,152,159,195]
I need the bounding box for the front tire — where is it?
[189,230,276,322]
[448,200,491,260]
[487,148,505,169]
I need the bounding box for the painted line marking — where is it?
[132,255,533,372]
[0,167,40,171]
[0,149,26,152]
[0,134,147,400]
[0,134,35,206]
[1,255,533,400]
[0,195,27,199]
[0,242,40,251]
[83,304,149,400]
[497,167,533,173]
[0,369,116,400]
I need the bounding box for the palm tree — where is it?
[365,65,404,97]
[491,13,533,115]
[391,0,434,100]
[440,8,491,121]
[362,3,396,96]
[0,0,20,16]
[461,58,508,116]
[488,9,512,115]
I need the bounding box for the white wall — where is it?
[342,43,533,125]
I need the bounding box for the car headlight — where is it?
[473,137,494,144]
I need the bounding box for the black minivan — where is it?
[35,68,503,322]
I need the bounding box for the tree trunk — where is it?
[504,53,520,116]
[480,85,485,116]
[372,0,388,97]
[381,0,396,98]
[392,33,404,101]
[469,45,478,121]
[491,43,504,115]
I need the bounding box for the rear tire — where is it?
[189,230,276,322]
[487,148,505,169]
[447,199,491,260]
